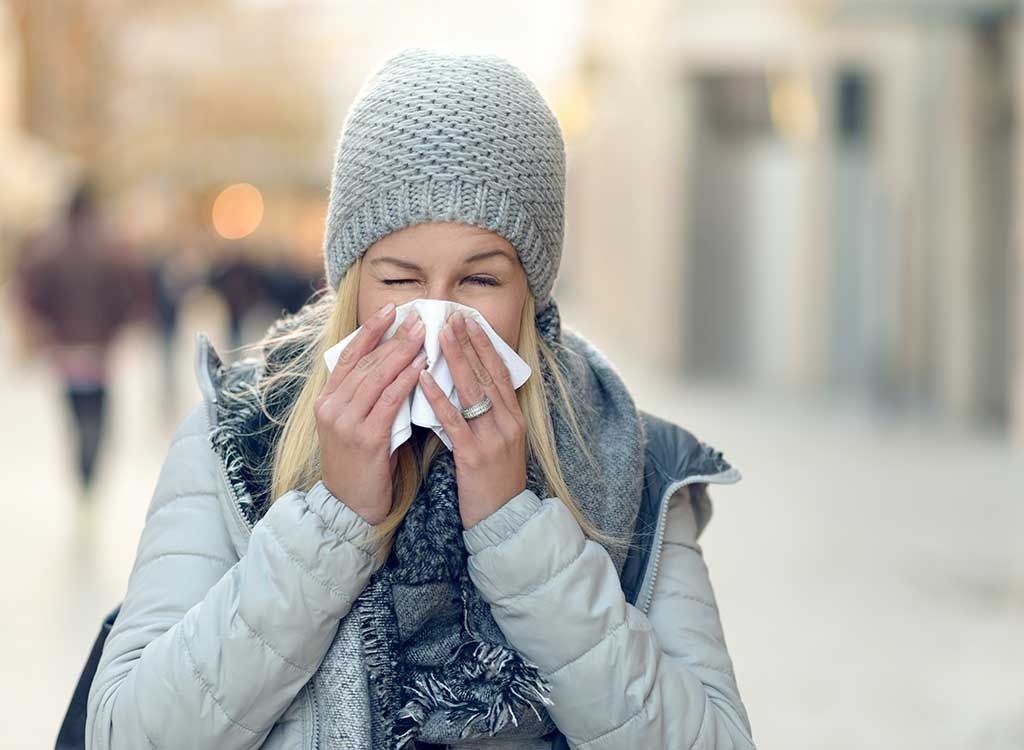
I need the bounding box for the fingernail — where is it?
[412,317,425,334]
[465,317,481,333]
[442,324,455,342]
[402,311,419,330]
[378,302,395,317]
[411,353,426,368]
[419,369,433,384]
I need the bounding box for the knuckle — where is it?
[378,386,400,408]
[368,365,387,386]
[316,394,341,420]
[355,352,378,372]
[331,411,352,434]
[337,346,355,366]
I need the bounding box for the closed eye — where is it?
[382,276,498,287]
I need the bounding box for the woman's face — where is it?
[357,222,529,349]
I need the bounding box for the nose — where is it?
[421,283,456,302]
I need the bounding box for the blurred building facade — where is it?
[568,0,1024,440]
[3,0,587,274]
[4,0,1024,441]
[0,2,73,278]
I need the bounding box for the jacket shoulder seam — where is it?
[650,578,718,613]
[664,622,727,650]
[146,492,220,524]
[168,429,211,452]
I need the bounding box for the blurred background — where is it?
[2,0,1022,748]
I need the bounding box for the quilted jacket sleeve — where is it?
[463,486,755,750]
[85,403,385,750]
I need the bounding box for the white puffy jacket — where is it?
[85,336,755,750]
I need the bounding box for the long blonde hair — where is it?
[256,257,615,558]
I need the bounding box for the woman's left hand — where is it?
[418,310,528,529]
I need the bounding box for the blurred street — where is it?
[2,298,1021,750]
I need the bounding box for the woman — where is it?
[85,48,755,749]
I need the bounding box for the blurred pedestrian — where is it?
[147,244,202,423]
[207,248,267,350]
[12,179,152,496]
[261,254,322,315]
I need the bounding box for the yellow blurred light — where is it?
[552,77,593,145]
[769,75,819,143]
[212,183,264,240]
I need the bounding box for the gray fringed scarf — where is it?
[208,299,645,749]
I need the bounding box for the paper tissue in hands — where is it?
[323,298,532,454]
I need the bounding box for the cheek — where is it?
[477,307,520,349]
[356,294,370,327]
[356,286,387,326]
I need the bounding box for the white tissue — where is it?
[323,298,532,454]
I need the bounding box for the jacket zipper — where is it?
[201,374,322,750]
[200,376,257,542]
[635,469,741,614]
[307,682,320,750]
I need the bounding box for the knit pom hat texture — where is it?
[322,47,566,310]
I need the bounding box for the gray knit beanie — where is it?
[322,48,566,312]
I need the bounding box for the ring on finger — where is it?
[459,395,493,420]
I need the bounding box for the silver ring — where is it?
[459,395,493,420]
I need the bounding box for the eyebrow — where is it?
[369,249,514,271]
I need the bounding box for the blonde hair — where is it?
[256,257,617,559]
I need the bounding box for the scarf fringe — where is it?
[357,578,402,748]
[206,357,274,526]
[390,581,555,748]
[393,646,554,748]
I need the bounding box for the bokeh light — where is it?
[769,73,819,143]
[211,182,264,240]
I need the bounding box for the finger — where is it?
[335,310,421,406]
[365,351,427,438]
[323,302,395,396]
[346,313,426,420]
[446,312,519,437]
[440,313,498,432]
[418,368,476,448]
[454,312,519,415]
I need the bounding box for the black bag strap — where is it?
[56,604,122,750]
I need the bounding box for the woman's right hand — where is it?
[315,303,426,524]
